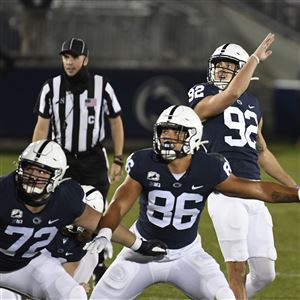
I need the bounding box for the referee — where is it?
[32,37,124,282]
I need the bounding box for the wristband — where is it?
[113,155,123,167]
[130,237,142,251]
[96,227,112,240]
[251,54,260,64]
[298,189,300,201]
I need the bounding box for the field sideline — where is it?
[0,144,299,299]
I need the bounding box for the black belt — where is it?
[64,143,103,159]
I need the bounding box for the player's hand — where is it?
[109,163,123,184]
[252,32,275,62]
[133,239,168,257]
[83,228,113,258]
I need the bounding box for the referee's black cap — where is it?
[59,38,89,57]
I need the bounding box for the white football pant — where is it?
[208,192,277,296]
[0,252,87,300]
[91,224,235,300]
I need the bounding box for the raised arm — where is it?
[194,33,275,120]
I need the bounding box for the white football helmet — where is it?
[207,43,249,90]
[153,105,203,161]
[16,140,68,206]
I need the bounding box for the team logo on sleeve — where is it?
[147,171,160,181]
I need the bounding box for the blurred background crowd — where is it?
[0,0,299,152]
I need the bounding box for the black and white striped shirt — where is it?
[36,74,121,153]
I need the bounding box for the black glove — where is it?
[135,239,168,257]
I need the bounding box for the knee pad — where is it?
[91,261,140,300]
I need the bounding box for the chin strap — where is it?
[20,191,51,207]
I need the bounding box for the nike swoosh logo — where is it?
[248,105,255,109]
[192,185,204,190]
[48,219,60,224]
[65,252,73,256]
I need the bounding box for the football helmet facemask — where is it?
[207,43,249,90]
[153,105,203,161]
[16,140,68,207]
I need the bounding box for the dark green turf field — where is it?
[0,144,299,299]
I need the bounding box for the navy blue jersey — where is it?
[126,149,231,249]
[188,83,262,180]
[0,172,85,271]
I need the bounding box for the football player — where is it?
[188,33,298,298]
[0,140,166,299]
[89,105,300,300]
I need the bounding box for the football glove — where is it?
[131,238,167,257]
[83,227,113,258]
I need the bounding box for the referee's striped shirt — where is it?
[35,74,121,153]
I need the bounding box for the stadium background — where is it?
[0,0,299,298]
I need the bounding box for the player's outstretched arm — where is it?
[194,33,275,120]
[215,174,300,204]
